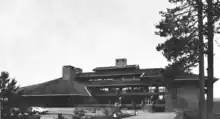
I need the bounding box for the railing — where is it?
[93,92,165,96]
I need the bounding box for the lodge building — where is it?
[18,58,218,112]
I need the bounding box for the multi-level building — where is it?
[19,58,218,111]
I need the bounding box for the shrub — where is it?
[101,107,120,116]
[183,109,199,119]
[90,108,96,113]
[3,114,41,119]
[72,115,80,119]
[86,115,93,119]
[102,108,109,116]
[26,115,41,119]
[74,108,85,117]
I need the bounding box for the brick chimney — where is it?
[62,65,76,80]
[115,58,127,67]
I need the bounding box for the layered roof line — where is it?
[18,58,218,97]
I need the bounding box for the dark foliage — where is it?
[0,72,20,98]
[2,115,40,119]
[155,0,220,81]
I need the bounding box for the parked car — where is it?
[29,107,48,114]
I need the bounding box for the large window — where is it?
[158,95,164,100]
[149,86,156,92]
[158,86,166,92]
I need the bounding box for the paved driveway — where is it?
[128,111,178,119]
[41,108,179,119]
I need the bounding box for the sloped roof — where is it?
[77,68,164,79]
[93,65,139,71]
[19,78,91,96]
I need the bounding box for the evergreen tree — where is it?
[155,0,220,79]
[155,0,219,118]
[0,72,19,98]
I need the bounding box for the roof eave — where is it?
[173,77,219,83]
[21,94,84,97]
[77,73,142,79]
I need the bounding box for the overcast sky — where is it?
[0,0,220,97]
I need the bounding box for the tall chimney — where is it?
[62,65,76,80]
[115,58,127,67]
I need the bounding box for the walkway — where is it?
[126,111,179,119]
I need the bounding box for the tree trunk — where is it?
[0,100,1,119]
[207,0,214,119]
[197,0,206,118]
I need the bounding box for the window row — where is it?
[96,86,166,93]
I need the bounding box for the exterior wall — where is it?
[165,88,176,112]
[176,86,199,109]
[165,85,200,112]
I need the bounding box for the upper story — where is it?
[63,58,164,87]
[63,58,218,88]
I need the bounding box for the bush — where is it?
[91,108,96,113]
[86,115,93,119]
[101,108,116,116]
[74,108,85,117]
[183,109,199,119]
[72,115,81,119]
[74,107,84,112]
[26,115,41,119]
[3,115,40,119]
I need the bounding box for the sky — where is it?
[0,0,220,97]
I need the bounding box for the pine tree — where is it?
[0,72,19,98]
[155,0,219,118]
[155,0,220,77]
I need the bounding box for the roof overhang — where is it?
[141,75,163,78]
[22,94,84,97]
[86,83,166,88]
[174,76,219,83]
[92,65,139,71]
[77,72,142,79]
